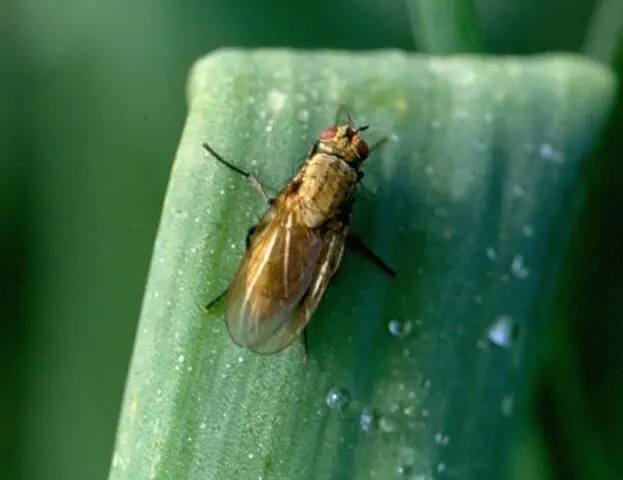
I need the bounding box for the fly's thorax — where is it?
[295,153,358,228]
[317,124,370,165]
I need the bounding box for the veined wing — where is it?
[252,221,348,354]
[225,208,323,353]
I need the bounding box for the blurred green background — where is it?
[1,0,621,479]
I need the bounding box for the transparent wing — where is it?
[225,208,324,353]
[252,222,348,354]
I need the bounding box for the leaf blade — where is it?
[110,50,616,480]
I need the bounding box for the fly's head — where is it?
[317,121,370,167]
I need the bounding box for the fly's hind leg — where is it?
[346,235,396,278]
[202,143,272,205]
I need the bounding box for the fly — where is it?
[203,108,395,361]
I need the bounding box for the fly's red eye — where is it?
[356,140,369,159]
[320,127,338,140]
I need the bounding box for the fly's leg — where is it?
[203,288,228,312]
[245,224,257,250]
[301,328,310,363]
[346,235,396,277]
[368,136,388,154]
[202,143,272,204]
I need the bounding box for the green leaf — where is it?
[109,50,616,479]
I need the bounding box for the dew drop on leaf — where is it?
[403,404,416,417]
[359,407,378,432]
[501,394,514,416]
[297,109,309,122]
[379,415,398,433]
[388,319,413,338]
[510,254,530,278]
[325,387,351,409]
[487,315,517,347]
[539,142,563,162]
[434,432,449,445]
[522,224,534,237]
[396,464,411,477]
[485,247,498,261]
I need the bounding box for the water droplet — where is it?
[485,247,498,260]
[266,90,287,112]
[297,109,309,122]
[379,415,398,433]
[403,404,416,417]
[359,407,378,432]
[510,255,530,278]
[436,462,447,473]
[501,395,514,416]
[396,464,412,476]
[512,185,526,197]
[434,432,449,445]
[522,224,534,237]
[388,319,413,338]
[539,142,563,162]
[326,387,351,409]
[488,315,517,348]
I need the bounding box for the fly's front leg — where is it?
[368,136,388,154]
[346,234,396,277]
[202,143,272,205]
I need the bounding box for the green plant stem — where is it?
[583,0,623,65]
[405,0,485,53]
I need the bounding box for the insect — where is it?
[203,109,395,361]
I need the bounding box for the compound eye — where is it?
[320,126,338,140]
[356,140,369,159]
